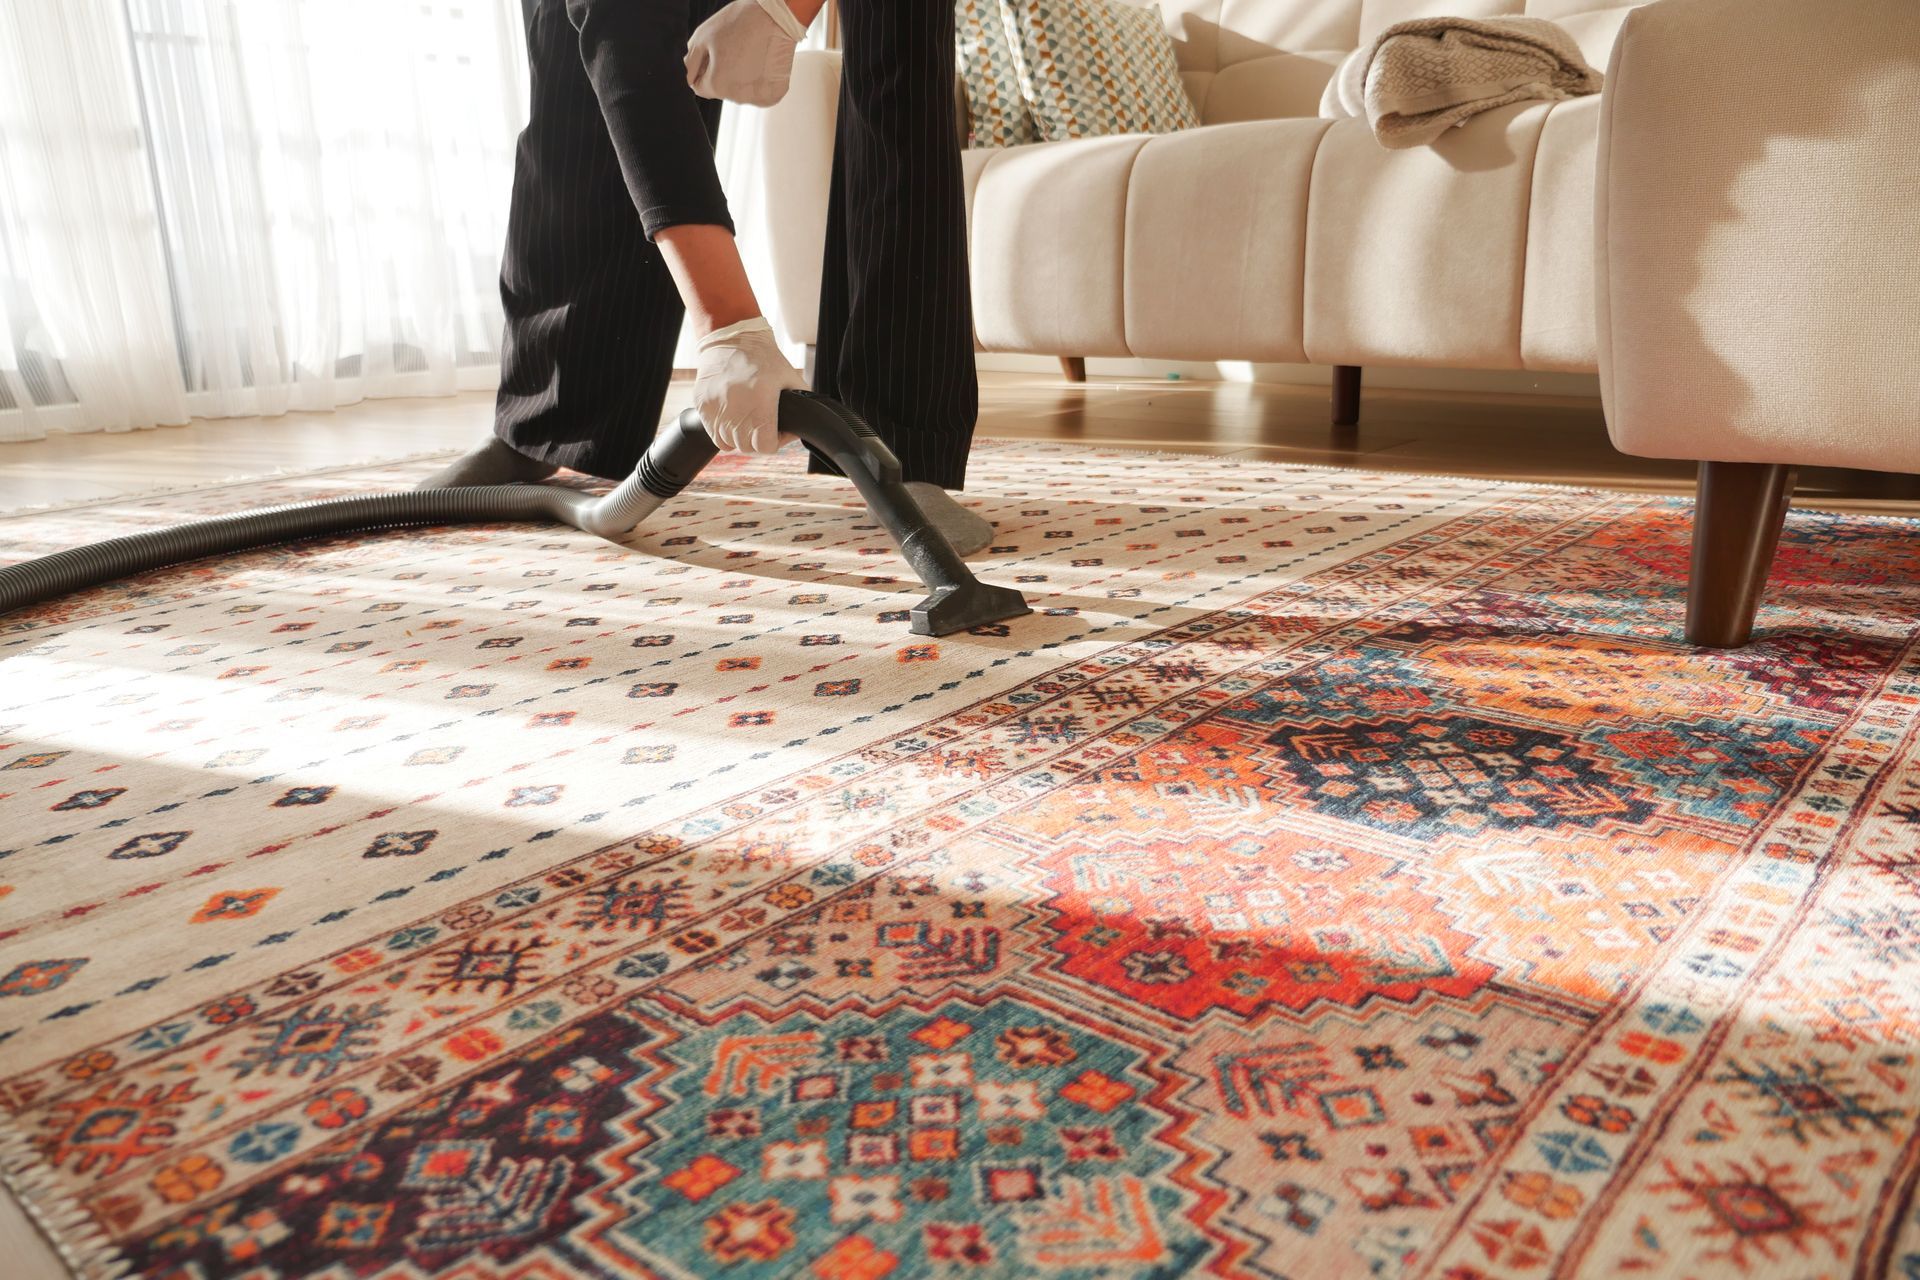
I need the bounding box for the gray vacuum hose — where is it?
[0,393,1031,637]
[0,408,714,618]
[0,485,588,615]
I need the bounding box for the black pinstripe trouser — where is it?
[495,0,978,490]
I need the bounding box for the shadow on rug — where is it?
[1,441,1918,1279]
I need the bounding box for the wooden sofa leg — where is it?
[1687,461,1794,648]
[1332,365,1361,426]
[1059,356,1086,383]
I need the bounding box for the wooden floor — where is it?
[4,373,1918,515]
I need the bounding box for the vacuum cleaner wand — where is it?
[0,390,1031,638]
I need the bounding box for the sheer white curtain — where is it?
[124,0,528,417]
[0,0,190,442]
[0,0,527,443]
[0,0,802,449]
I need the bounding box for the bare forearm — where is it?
[657,0,820,331]
[656,224,761,339]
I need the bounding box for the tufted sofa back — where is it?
[1117,0,1645,121]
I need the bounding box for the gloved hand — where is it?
[692,316,807,454]
[685,0,810,108]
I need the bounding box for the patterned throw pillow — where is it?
[957,0,1039,148]
[1000,0,1200,141]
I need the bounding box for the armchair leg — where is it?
[1687,461,1794,648]
[1059,356,1086,383]
[1332,365,1361,426]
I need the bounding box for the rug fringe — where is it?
[0,1118,130,1280]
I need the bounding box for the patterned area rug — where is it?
[2,441,1918,1280]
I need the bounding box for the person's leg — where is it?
[813,0,981,498]
[426,0,726,487]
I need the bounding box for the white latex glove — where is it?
[685,0,809,108]
[692,316,806,454]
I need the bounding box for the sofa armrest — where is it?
[1596,0,1920,473]
[755,50,841,347]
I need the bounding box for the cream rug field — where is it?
[1,441,1918,1279]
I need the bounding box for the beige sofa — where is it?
[1597,0,1920,647]
[760,0,1647,424]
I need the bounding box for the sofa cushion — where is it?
[1124,119,1331,361]
[1004,0,1201,139]
[1215,0,1362,64]
[964,106,1600,371]
[1142,0,1227,73]
[1118,0,1362,114]
[1356,0,1523,48]
[970,135,1149,355]
[1201,52,1339,122]
[1116,0,1639,100]
[1550,6,1634,70]
[1303,102,1551,368]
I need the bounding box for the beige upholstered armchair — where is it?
[1596,0,1920,647]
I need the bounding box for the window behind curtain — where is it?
[119,0,529,413]
[0,0,531,441]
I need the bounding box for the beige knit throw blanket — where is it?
[1320,16,1603,148]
